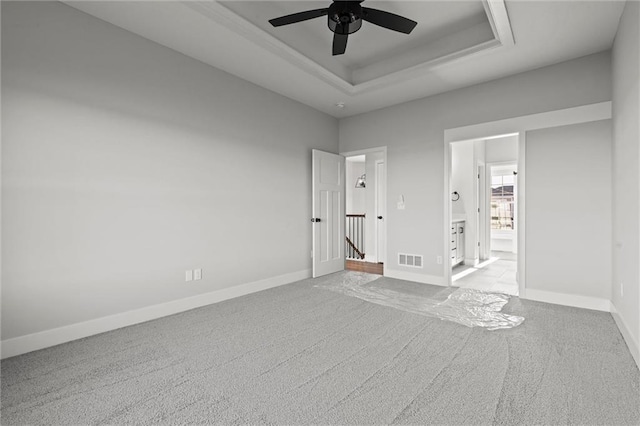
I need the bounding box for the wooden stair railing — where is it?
[346,213,366,260]
[346,236,365,260]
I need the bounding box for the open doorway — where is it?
[490,164,518,259]
[449,134,519,295]
[344,150,386,275]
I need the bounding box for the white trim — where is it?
[610,303,640,368]
[341,146,388,267]
[374,159,386,264]
[517,133,526,297]
[483,0,515,47]
[446,135,525,289]
[1,269,311,359]
[340,146,388,158]
[444,141,453,286]
[445,102,612,143]
[523,289,611,312]
[384,269,447,287]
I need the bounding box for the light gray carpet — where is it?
[2,272,639,425]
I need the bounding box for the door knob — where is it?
[311,218,321,223]
[377,216,383,220]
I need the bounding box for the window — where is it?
[491,174,514,230]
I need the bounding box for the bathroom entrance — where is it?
[448,134,520,295]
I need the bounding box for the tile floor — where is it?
[452,251,518,295]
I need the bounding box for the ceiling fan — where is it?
[268,1,418,56]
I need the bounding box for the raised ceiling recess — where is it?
[212,1,513,92]
[64,1,624,118]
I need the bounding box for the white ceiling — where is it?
[221,1,490,82]
[65,1,625,118]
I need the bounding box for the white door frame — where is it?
[446,133,523,293]
[375,159,386,264]
[341,146,387,265]
[477,163,488,260]
[443,101,612,297]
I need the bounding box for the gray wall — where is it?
[526,120,612,299]
[1,2,338,339]
[346,161,366,214]
[612,0,640,360]
[450,140,477,262]
[486,135,518,164]
[339,51,611,284]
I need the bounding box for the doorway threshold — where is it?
[346,260,384,275]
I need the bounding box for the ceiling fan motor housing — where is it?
[328,1,363,35]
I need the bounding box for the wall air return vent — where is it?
[398,253,423,268]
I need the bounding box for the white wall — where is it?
[486,135,518,163]
[526,120,612,299]
[1,2,338,341]
[346,161,366,214]
[339,51,611,285]
[611,0,640,365]
[450,140,478,263]
[451,141,473,217]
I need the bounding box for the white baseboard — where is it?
[384,269,447,287]
[610,303,640,369]
[523,289,611,312]
[1,269,311,359]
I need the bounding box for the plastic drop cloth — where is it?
[315,273,523,330]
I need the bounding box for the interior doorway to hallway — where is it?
[448,134,520,295]
[343,148,386,275]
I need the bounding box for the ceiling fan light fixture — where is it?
[328,1,362,35]
[269,0,417,56]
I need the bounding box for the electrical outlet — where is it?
[621,282,624,297]
[436,256,443,265]
[185,270,193,282]
[194,269,202,280]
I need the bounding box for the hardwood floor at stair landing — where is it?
[345,260,383,275]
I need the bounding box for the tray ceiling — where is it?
[64,1,625,118]
[221,1,493,84]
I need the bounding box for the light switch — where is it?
[185,270,193,282]
[397,195,405,210]
[194,269,202,280]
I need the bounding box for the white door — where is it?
[312,149,345,277]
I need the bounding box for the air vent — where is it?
[398,253,423,268]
